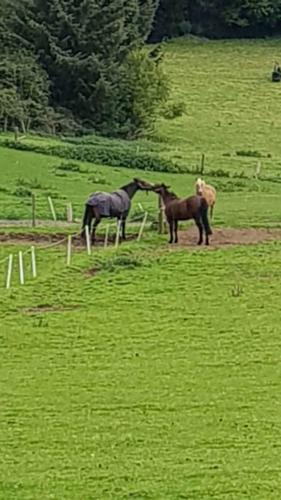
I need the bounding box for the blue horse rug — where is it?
[86,189,131,217]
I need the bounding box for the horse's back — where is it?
[86,189,130,217]
[166,195,202,220]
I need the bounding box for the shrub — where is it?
[236,150,263,158]
[13,187,32,197]
[55,162,82,173]
[0,139,186,174]
[162,101,187,120]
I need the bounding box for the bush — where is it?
[56,162,82,173]
[13,187,32,197]
[0,139,186,174]
[236,150,263,158]
[161,101,187,120]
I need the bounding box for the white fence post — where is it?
[85,225,91,255]
[255,161,261,179]
[31,246,37,278]
[48,196,57,222]
[104,225,110,248]
[6,254,13,290]
[137,212,148,241]
[66,235,72,266]
[19,251,25,285]
[115,220,121,248]
[66,203,73,223]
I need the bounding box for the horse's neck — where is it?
[122,183,138,199]
[161,193,177,205]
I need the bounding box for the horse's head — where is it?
[152,182,170,194]
[195,178,205,195]
[133,178,155,191]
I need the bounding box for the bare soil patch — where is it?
[177,227,281,248]
[0,232,137,248]
[23,304,80,314]
[1,228,281,249]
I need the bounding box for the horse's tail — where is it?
[200,198,212,235]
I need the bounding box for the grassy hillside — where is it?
[1,239,281,499]
[157,38,281,174]
[1,38,281,499]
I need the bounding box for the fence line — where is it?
[0,208,160,289]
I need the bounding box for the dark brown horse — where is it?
[153,183,212,245]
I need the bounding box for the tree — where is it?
[119,47,169,136]
[11,0,161,136]
[0,51,50,132]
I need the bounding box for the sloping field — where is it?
[1,38,281,499]
[1,239,281,499]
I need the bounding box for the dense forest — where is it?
[151,0,281,41]
[1,0,281,138]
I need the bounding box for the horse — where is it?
[195,178,216,219]
[153,183,212,245]
[81,178,153,243]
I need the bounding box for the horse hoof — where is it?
[197,241,203,246]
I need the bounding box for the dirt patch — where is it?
[177,227,281,248]
[23,304,79,314]
[1,228,281,249]
[0,232,137,248]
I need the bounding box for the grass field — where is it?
[1,37,281,499]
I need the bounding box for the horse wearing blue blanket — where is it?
[81,178,153,243]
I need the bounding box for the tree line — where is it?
[151,0,281,41]
[1,1,281,138]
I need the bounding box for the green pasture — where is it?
[1,238,281,499]
[1,37,281,499]
[1,146,281,228]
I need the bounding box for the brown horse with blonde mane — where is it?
[153,183,212,245]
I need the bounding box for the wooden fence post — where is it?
[31,194,36,228]
[200,153,205,174]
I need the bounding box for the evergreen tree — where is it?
[12,0,160,135]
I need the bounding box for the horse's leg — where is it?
[200,202,212,245]
[210,204,214,219]
[81,204,92,238]
[169,220,174,244]
[91,209,101,244]
[194,217,203,245]
[174,220,178,243]
[92,218,101,244]
[121,216,127,240]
